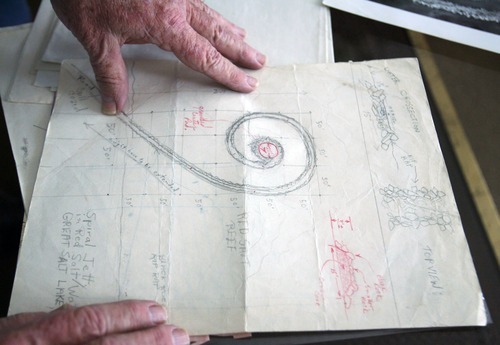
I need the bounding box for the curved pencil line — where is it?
[117,112,316,196]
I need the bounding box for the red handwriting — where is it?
[374,274,386,302]
[315,278,325,307]
[184,106,220,131]
[317,212,386,317]
[361,285,375,313]
[361,275,386,313]
[329,215,353,231]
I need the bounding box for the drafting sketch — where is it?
[380,185,454,232]
[9,59,486,335]
[85,111,317,196]
[317,212,387,317]
[113,112,317,196]
[364,81,399,151]
[68,61,317,196]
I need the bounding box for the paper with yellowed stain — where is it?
[9,58,486,335]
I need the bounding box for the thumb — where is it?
[87,36,128,115]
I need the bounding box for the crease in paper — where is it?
[9,58,486,335]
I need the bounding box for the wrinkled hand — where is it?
[0,300,190,345]
[51,0,266,115]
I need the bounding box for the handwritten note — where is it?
[9,58,486,335]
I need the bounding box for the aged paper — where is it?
[9,58,486,335]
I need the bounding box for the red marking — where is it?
[258,142,279,159]
[374,275,387,301]
[315,279,325,306]
[329,215,354,231]
[316,211,386,316]
[362,285,375,313]
[184,106,221,130]
[328,240,358,310]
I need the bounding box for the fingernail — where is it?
[246,75,258,89]
[101,95,117,115]
[173,328,190,345]
[149,304,167,325]
[256,52,266,66]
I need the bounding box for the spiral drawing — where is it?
[117,112,317,196]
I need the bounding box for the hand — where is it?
[0,300,190,345]
[51,0,266,115]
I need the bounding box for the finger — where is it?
[188,1,265,69]
[189,0,246,39]
[161,23,258,93]
[87,324,190,345]
[16,300,167,344]
[0,312,47,332]
[86,35,129,115]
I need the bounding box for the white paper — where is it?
[323,0,500,54]
[6,0,58,104]
[0,24,31,97]
[0,25,53,212]
[9,58,486,335]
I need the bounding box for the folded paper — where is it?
[9,58,486,335]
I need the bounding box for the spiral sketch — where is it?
[116,112,317,196]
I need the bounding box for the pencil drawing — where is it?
[116,112,317,196]
[379,185,454,232]
[365,81,399,151]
